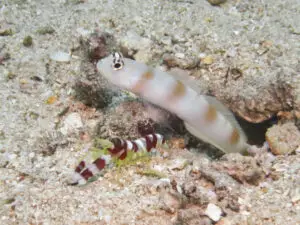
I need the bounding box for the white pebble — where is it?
[104,215,111,223]
[295,146,300,155]
[76,27,92,37]
[49,51,71,62]
[198,52,206,58]
[7,153,17,160]
[291,188,300,203]
[233,30,240,35]
[176,184,183,194]
[161,36,172,45]
[175,53,185,59]
[162,151,169,158]
[169,158,188,170]
[205,203,222,222]
[160,178,171,183]
[207,190,217,201]
[29,152,35,158]
[226,48,237,57]
[60,113,83,135]
[98,209,103,218]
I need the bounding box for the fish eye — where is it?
[113,62,122,70]
[111,52,124,71]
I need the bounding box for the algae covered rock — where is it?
[207,0,227,6]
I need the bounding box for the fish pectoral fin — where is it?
[203,96,247,141]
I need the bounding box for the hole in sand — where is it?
[237,115,277,146]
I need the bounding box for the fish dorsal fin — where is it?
[166,68,205,95]
[204,96,235,118]
[203,96,247,140]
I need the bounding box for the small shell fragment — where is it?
[49,51,71,62]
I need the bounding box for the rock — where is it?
[72,30,117,109]
[214,154,264,186]
[266,122,300,155]
[296,146,300,155]
[49,51,71,62]
[79,29,115,63]
[134,178,171,196]
[134,49,154,64]
[193,61,299,124]
[159,191,185,213]
[188,218,212,225]
[193,159,241,191]
[119,31,154,63]
[182,181,217,206]
[207,0,227,6]
[121,31,152,53]
[169,158,190,170]
[201,56,214,65]
[73,77,114,109]
[215,218,232,225]
[98,101,155,139]
[168,137,186,149]
[76,27,92,37]
[60,112,83,135]
[277,110,300,128]
[0,52,10,64]
[0,28,13,36]
[175,53,185,59]
[163,54,199,69]
[73,30,117,109]
[98,101,181,139]
[23,36,33,47]
[36,26,55,34]
[177,206,212,225]
[205,203,223,222]
[291,188,300,204]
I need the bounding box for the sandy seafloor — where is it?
[0,0,300,224]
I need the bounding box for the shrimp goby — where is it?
[97,52,249,154]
